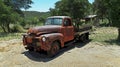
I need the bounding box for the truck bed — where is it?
[78,25,92,32]
[75,25,92,35]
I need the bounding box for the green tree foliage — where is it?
[3,0,33,16]
[0,0,19,32]
[106,0,120,28]
[0,0,33,33]
[22,11,50,27]
[93,0,108,20]
[93,0,120,40]
[23,11,50,22]
[50,0,91,19]
[107,0,120,40]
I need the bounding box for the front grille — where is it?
[26,36,33,43]
[26,33,36,43]
[25,33,41,48]
[33,39,39,42]
[32,39,41,47]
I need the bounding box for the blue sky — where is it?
[27,0,94,12]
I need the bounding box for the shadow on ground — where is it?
[22,40,91,62]
[104,39,120,46]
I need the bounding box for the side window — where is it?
[64,19,72,26]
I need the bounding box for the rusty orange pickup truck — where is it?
[23,16,92,57]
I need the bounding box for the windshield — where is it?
[45,18,63,25]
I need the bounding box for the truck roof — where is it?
[47,16,71,19]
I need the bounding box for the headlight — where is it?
[42,37,46,42]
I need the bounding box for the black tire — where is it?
[79,33,89,42]
[28,47,34,51]
[47,42,60,57]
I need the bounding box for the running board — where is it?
[64,40,76,46]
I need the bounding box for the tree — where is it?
[0,0,18,32]
[50,0,91,19]
[93,0,108,21]
[0,0,33,32]
[93,0,120,40]
[107,0,120,40]
[3,0,33,16]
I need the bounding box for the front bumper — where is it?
[23,34,50,51]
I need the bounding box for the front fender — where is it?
[41,33,64,47]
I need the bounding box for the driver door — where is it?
[63,18,74,42]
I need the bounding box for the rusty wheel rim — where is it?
[51,44,59,55]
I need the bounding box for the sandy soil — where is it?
[0,28,120,67]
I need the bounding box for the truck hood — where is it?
[28,25,61,35]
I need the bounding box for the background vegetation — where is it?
[0,0,120,42]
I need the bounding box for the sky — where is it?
[27,0,94,12]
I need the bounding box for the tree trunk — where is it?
[118,28,120,41]
[6,23,10,32]
[1,25,7,33]
[107,17,112,26]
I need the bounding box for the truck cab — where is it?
[45,16,74,42]
[23,16,92,57]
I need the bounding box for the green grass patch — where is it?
[90,27,120,45]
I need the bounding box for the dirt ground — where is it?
[1,28,120,67]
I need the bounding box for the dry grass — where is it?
[1,27,120,67]
[90,27,120,45]
[0,33,23,41]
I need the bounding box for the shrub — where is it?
[10,24,26,33]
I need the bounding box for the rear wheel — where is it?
[28,47,34,51]
[47,42,60,57]
[79,33,89,42]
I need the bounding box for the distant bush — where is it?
[11,24,26,33]
[99,19,109,27]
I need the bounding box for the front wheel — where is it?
[47,42,60,57]
[28,47,34,51]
